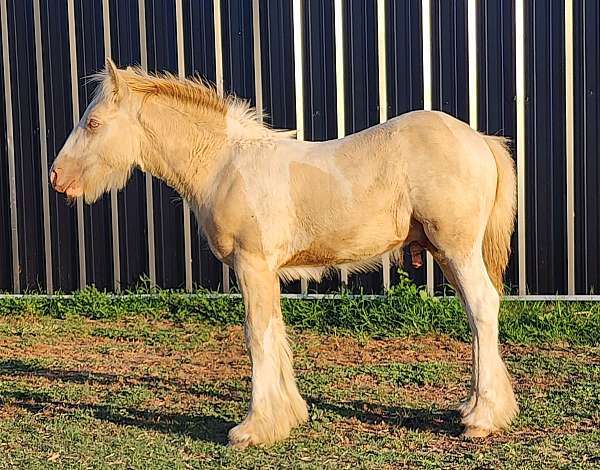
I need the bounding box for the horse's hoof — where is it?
[228,418,267,450]
[462,426,492,439]
[228,436,253,450]
[228,423,259,450]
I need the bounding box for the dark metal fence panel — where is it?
[260,1,295,131]
[145,0,186,290]
[303,0,336,144]
[0,2,11,292]
[41,0,79,292]
[477,0,518,292]
[525,0,568,294]
[221,0,255,107]
[74,0,114,290]
[109,0,150,290]
[7,0,46,292]
[574,0,600,294]
[0,0,597,297]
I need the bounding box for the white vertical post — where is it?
[175,0,193,292]
[102,0,121,292]
[33,0,53,293]
[292,0,307,295]
[138,0,157,287]
[422,0,434,296]
[467,0,478,131]
[252,0,263,122]
[565,0,575,295]
[213,0,229,293]
[333,0,348,288]
[515,0,527,295]
[377,0,390,291]
[0,0,20,293]
[67,0,87,289]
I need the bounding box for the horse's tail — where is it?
[482,136,517,294]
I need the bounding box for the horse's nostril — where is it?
[50,167,61,187]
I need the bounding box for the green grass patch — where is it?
[0,317,598,469]
[90,323,211,349]
[1,272,600,346]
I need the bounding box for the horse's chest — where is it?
[191,204,235,264]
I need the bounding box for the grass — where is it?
[0,315,597,469]
[0,275,599,467]
[1,271,599,346]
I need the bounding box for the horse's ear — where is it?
[105,57,128,102]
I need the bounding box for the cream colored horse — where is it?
[51,59,518,448]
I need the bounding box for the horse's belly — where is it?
[286,217,403,267]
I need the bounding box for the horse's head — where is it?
[50,58,144,203]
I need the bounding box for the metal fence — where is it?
[0,0,598,298]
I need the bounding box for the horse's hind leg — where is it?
[435,248,518,437]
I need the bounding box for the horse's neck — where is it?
[139,98,230,201]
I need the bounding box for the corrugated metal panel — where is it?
[7,0,46,291]
[109,0,150,290]
[145,0,186,290]
[0,0,597,298]
[74,0,114,290]
[260,1,295,130]
[431,0,469,121]
[304,0,336,143]
[386,0,423,117]
[40,0,79,292]
[574,0,600,294]
[477,0,519,293]
[525,0,567,294]
[0,0,13,292]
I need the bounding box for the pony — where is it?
[50,59,518,449]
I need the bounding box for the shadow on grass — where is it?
[0,358,236,445]
[1,389,234,445]
[310,398,463,436]
[0,358,463,442]
[0,358,248,400]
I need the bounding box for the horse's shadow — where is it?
[0,358,236,445]
[2,388,235,445]
[0,358,463,443]
[310,398,463,436]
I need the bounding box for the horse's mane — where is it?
[93,65,296,140]
[95,66,239,115]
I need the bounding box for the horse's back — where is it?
[330,109,497,213]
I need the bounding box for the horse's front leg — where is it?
[228,252,308,449]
